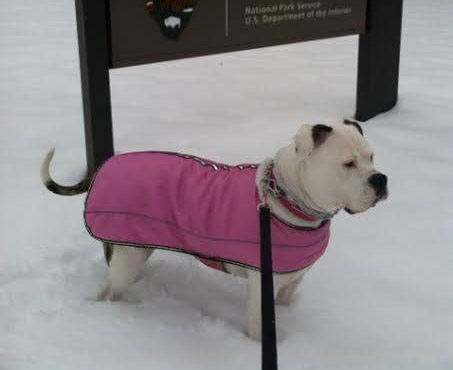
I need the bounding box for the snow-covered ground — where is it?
[1,0,452,369]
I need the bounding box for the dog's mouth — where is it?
[371,191,389,207]
[345,191,389,215]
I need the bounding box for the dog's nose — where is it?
[368,173,388,199]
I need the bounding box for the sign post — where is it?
[356,0,403,121]
[76,0,403,173]
[109,0,367,67]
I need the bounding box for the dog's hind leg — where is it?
[97,245,154,301]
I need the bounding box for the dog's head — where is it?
[146,0,199,40]
[292,120,388,214]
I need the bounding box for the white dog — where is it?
[42,120,388,340]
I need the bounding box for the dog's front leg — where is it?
[246,270,301,340]
[246,270,291,340]
[246,270,262,341]
[275,271,305,306]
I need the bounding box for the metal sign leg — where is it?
[75,0,114,175]
[355,0,404,121]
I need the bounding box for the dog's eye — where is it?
[370,154,374,162]
[344,161,356,169]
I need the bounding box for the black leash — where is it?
[259,204,278,370]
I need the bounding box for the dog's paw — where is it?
[246,320,262,342]
[275,292,295,306]
[96,284,111,301]
[96,283,124,302]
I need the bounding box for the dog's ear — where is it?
[293,124,313,159]
[294,124,333,159]
[312,124,333,147]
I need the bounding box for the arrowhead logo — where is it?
[146,0,200,40]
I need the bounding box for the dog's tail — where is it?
[41,148,91,196]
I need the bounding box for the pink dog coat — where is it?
[84,152,331,273]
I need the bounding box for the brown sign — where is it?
[109,0,367,68]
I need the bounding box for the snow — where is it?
[1,0,452,369]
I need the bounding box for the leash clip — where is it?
[258,200,269,211]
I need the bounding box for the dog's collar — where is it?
[261,161,339,222]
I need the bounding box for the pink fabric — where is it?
[84,152,331,273]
